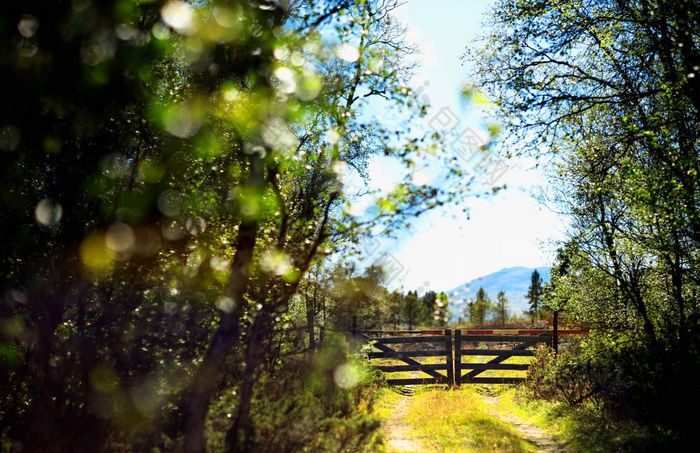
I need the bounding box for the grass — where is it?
[374,386,537,453]
[373,387,404,421]
[369,336,662,451]
[405,387,535,452]
[487,386,665,452]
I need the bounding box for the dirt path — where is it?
[483,395,566,453]
[379,388,566,453]
[381,393,423,453]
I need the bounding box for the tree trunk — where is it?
[305,282,317,351]
[184,155,264,452]
[226,313,268,452]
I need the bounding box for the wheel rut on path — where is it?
[382,389,424,453]
[483,393,568,453]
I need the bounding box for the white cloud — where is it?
[356,0,568,293]
[384,189,566,292]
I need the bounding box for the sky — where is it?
[358,0,568,293]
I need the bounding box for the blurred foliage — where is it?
[0,0,464,450]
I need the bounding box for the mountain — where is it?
[445,266,551,321]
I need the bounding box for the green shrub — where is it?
[525,334,700,447]
[207,333,383,452]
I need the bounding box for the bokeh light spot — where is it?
[215,296,235,313]
[333,363,360,389]
[161,1,196,34]
[17,15,39,38]
[163,102,202,138]
[105,222,135,253]
[35,198,63,226]
[80,233,115,274]
[261,250,291,275]
[273,67,296,94]
[158,190,182,217]
[185,216,206,236]
[210,256,230,272]
[296,70,322,101]
[335,43,360,62]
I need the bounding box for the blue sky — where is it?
[359,0,568,292]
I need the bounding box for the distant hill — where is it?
[445,266,551,321]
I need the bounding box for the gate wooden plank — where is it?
[367,350,447,359]
[460,349,535,356]
[464,329,588,335]
[460,334,551,343]
[459,363,529,371]
[445,329,454,386]
[462,333,548,380]
[376,364,447,372]
[454,329,462,385]
[386,378,442,386]
[373,336,447,344]
[359,330,443,335]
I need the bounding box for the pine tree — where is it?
[421,290,437,325]
[496,291,509,327]
[469,287,491,326]
[526,270,544,322]
[401,290,427,329]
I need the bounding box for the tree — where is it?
[468,287,491,326]
[327,264,391,332]
[434,292,450,325]
[495,291,509,327]
[401,290,428,329]
[475,0,700,438]
[526,270,543,322]
[418,290,449,326]
[387,291,403,330]
[421,290,437,325]
[475,0,700,347]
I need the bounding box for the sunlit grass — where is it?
[375,387,536,453]
[487,386,661,452]
[373,387,405,422]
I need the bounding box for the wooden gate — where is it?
[357,320,589,386]
[359,329,453,386]
[454,329,551,384]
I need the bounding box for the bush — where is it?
[525,342,598,407]
[525,334,700,447]
[206,333,383,452]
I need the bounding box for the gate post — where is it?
[445,329,454,387]
[552,310,559,355]
[454,329,461,387]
